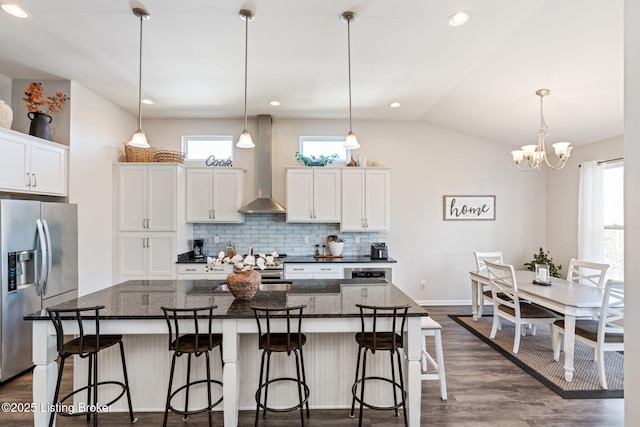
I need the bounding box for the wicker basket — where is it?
[124,144,157,162]
[155,149,185,163]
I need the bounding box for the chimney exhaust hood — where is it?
[238,115,286,214]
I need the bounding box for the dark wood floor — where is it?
[0,306,624,426]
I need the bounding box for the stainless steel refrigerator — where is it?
[0,199,78,382]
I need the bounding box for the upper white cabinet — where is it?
[186,168,244,223]
[341,168,390,232]
[286,168,341,223]
[0,128,67,196]
[117,164,177,231]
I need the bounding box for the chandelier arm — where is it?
[347,16,353,132]
[137,13,143,131]
[244,13,249,131]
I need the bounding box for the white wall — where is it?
[624,0,639,423]
[144,116,545,304]
[68,82,136,296]
[546,136,623,270]
[0,73,11,105]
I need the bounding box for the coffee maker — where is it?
[193,239,205,259]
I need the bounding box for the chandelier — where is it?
[341,11,360,150]
[511,89,572,171]
[128,7,151,148]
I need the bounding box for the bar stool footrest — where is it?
[255,377,310,413]
[168,379,223,417]
[351,376,406,411]
[56,380,127,417]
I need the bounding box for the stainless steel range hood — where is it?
[238,115,286,214]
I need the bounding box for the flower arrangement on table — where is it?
[22,82,69,115]
[207,251,281,271]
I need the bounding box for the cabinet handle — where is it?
[186,268,196,272]
[212,209,215,219]
[293,267,304,271]
[31,173,37,187]
[320,268,331,271]
[313,209,317,219]
[209,209,213,219]
[26,173,31,187]
[309,209,313,219]
[146,238,150,247]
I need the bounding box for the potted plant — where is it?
[524,247,562,278]
[295,152,339,166]
[22,82,69,140]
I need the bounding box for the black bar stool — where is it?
[46,305,137,427]
[350,304,410,427]
[161,305,223,427]
[252,305,310,427]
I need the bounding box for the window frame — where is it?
[299,136,349,164]
[182,135,234,164]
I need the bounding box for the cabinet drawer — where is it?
[177,264,232,278]
[285,264,343,275]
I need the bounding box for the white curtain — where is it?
[578,160,605,262]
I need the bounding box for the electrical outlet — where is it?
[355,236,361,244]
[420,279,426,289]
[304,236,310,244]
[214,236,219,244]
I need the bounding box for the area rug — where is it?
[449,314,623,399]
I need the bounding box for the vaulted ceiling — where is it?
[0,0,623,147]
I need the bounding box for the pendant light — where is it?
[341,11,360,150]
[128,7,151,148]
[236,9,255,148]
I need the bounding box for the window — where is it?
[299,137,349,163]
[603,162,624,280]
[182,136,233,162]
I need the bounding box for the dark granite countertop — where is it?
[25,278,425,320]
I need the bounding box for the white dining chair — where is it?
[473,251,503,318]
[552,279,624,389]
[485,261,558,353]
[566,259,610,288]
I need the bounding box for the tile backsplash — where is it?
[193,214,385,256]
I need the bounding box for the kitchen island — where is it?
[27,279,427,427]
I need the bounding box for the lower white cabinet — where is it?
[176,263,233,280]
[286,294,340,314]
[284,264,344,279]
[118,233,176,282]
[340,284,390,310]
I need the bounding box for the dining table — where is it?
[469,269,605,382]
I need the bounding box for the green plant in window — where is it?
[524,247,562,278]
[295,152,339,166]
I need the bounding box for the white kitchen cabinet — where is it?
[176,263,233,280]
[286,294,340,314]
[284,263,344,280]
[286,168,341,223]
[340,284,390,310]
[186,168,244,223]
[341,168,390,232]
[0,128,67,196]
[118,233,176,281]
[117,164,178,231]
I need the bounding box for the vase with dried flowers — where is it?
[22,82,69,140]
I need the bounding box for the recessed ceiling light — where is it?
[449,11,470,27]
[2,4,30,18]
[269,101,280,106]
[141,99,153,105]
[389,102,401,108]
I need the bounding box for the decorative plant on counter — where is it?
[207,251,281,271]
[524,247,562,278]
[295,151,339,166]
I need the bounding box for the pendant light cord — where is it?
[137,13,144,131]
[347,16,353,132]
[244,14,249,130]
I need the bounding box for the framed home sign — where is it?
[443,195,496,221]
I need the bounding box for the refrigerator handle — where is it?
[35,219,47,296]
[41,219,53,295]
